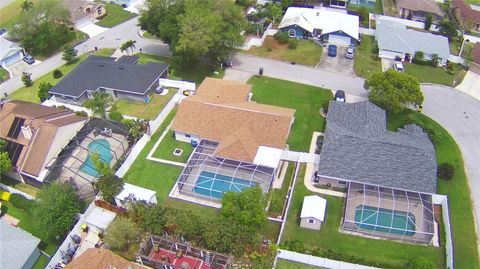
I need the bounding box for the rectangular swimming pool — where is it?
[193,171,256,199]
[354,205,416,236]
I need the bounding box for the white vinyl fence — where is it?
[159,79,195,92]
[277,249,381,269]
[433,194,454,269]
[0,182,34,200]
[42,97,93,116]
[238,23,277,50]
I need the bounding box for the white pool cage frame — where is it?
[342,182,435,244]
[174,139,275,204]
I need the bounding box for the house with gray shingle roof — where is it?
[49,55,169,105]
[318,101,437,194]
[375,18,450,65]
[0,221,41,269]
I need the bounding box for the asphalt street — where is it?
[0,17,170,96]
[227,53,480,239]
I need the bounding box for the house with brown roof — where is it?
[0,101,87,185]
[397,0,444,22]
[452,0,480,33]
[170,78,295,204]
[172,78,295,163]
[469,42,480,74]
[63,0,106,28]
[65,248,147,269]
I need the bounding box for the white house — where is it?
[300,195,327,230]
[278,7,359,46]
[115,183,158,207]
[0,36,23,67]
[375,18,450,65]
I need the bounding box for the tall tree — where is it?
[21,72,33,87]
[62,45,78,63]
[268,3,283,24]
[84,91,113,118]
[438,20,458,40]
[33,183,80,239]
[120,40,137,55]
[0,152,11,174]
[364,70,424,113]
[220,186,267,230]
[21,0,34,11]
[424,14,432,31]
[38,81,53,101]
[139,0,185,45]
[104,216,141,251]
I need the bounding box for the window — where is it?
[337,180,347,185]
[113,90,118,98]
[87,91,93,99]
[288,29,296,37]
[185,134,191,138]
[308,219,315,224]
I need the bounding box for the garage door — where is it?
[75,17,93,29]
[1,51,22,66]
[328,34,351,46]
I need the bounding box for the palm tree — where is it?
[84,91,113,119]
[120,40,137,55]
[21,0,34,11]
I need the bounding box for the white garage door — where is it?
[1,51,22,66]
[328,34,351,46]
[75,16,93,29]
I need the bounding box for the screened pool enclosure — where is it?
[173,140,276,204]
[342,182,435,244]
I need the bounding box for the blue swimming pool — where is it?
[80,139,112,177]
[354,205,416,236]
[193,171,256,199]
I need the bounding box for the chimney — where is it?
[21,125,32,140]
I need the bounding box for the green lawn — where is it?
[1,202,60,268]
[95,3,136,28]
[152,130,194,163]
[387,110,480,269]
[466,0,480,5]
[281,166,445,269]
[248,76,333,152]
[115,89,176,119]
[0,0,35,29]
[404,63,466,87]
[268,162,294,218]
[0,67,10,82]
[242,36,323,66]
[10,49,114,103]
[0,176,40,197]
[276,259,321,269]
[135,53,224,85]
[354,35,382,78]
[348,1,383,14]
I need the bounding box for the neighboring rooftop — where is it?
[397,0,443,17]
[0,101,87,177]
[452,0,480,23]
[0,36,22,61]
[49,56,169,97]
[300,195,327,222]
[376,19,450,60]
[65,248,145,269]
[279,7,359,40]
[318,101,437,194]
[0,221,41,269]
[172,78,295,163]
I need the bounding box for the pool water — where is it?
[80,139,112,177]
[354,205,416,236]
[193,171,256,199]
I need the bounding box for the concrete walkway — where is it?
[455,70,480,101]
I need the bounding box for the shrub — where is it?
[9,193,33,212]
[105,216,141,251]
[53,69,63,79]
[405,114,423,126]
[438,162,455,180]
[274,32,290,44]
[38,82,53,102]
[288,38,298,49]
[108,110,123,122]
[75,111,88,117]
[21,72,33,87]
[267,47,272,52]
[413,51,424,64]
[405,256,436,269]
[424,125,443,144]
[322,100,330,113]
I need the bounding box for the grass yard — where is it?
[387,110,480,269]
[0,67,10,82]
[136,54,224,85]
[242,37,323,66]
[276,259,321,269]
[268,162,294,218]
[354,35,382,78]
[0,0,37,29]
[404,63,466,87]
[466,0,480,5]
[10,48,114,103]
[248,76,333,152]
[449,38,462,56]
[281,165,445,269]
[95,3,136,28]
[152,130,194,163]
[115,89,176,119]
[0,176,40,197]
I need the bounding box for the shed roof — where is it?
[318,101,437,194]
[85,206,116,230]
[116,183,156,202]
[376,19,450,60]
[49,56,169,97]
[300,195,327,221]
[279,7,359,40]
[0,221,41,269]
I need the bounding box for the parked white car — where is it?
[393,62,404,72]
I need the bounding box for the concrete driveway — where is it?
[316,46,354,76]
[455,70,480,101]
[7,59,42,77]
[78,23,108,38]
[381,58,394,71]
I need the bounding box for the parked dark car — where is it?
[0,28,7,36]
[221,59,232,68]
[23,54,35,65]
[327,44,337,57]
[334,90,346,102]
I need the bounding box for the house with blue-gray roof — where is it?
[0,221,41,269]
